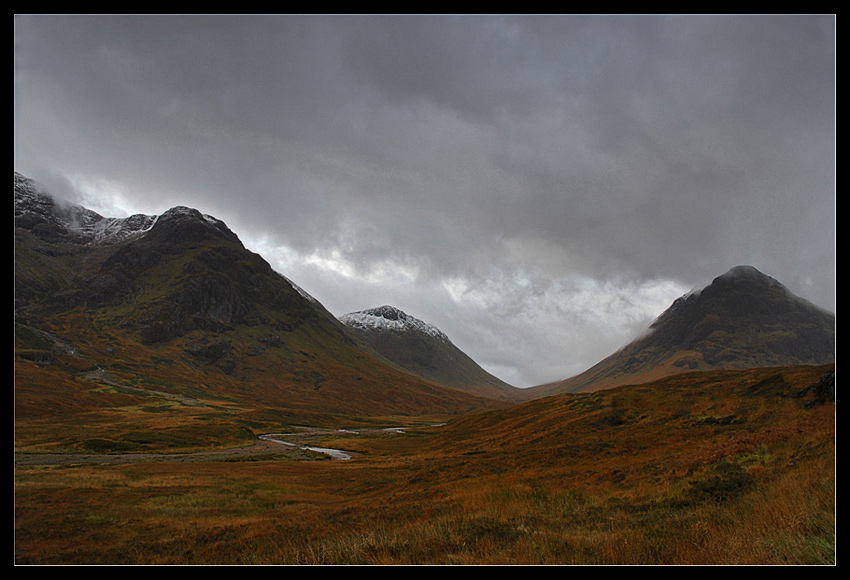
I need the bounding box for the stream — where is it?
[259,433,352,461]
[258,425,424,461]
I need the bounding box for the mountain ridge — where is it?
[15,171,834,408]
[15,172,503,421]
[14,172,158,246]
[519,264,835,398]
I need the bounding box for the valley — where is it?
[14,173,835,565]
[14,356,835,565]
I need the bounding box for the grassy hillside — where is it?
[14,302,504,457]
[15,364,834,564]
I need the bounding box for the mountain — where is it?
[339,305,517,399]
[522,265,835,397]
[14,172,159,247]
[14,172,502,426]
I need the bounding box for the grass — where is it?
[14,364,834,565]
[15,458,834,564]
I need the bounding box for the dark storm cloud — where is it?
[14,15,835,386]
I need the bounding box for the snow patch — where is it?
[339,305,450,342]
[15,172,158,244]
[278,273,320,305]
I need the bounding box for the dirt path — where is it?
[82,367,215,408]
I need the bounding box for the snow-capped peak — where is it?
[13,173,243,246]
[339,305,450,342]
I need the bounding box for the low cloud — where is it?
[15,15,835,386]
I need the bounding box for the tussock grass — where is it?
[15,365,834,565]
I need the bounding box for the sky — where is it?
[14,14,835,387]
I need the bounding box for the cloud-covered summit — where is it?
[14,15,835,386]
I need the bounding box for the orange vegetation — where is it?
[15,363,834,565]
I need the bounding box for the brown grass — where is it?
[15,364,834,565]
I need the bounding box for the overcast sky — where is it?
[14,14,835,387]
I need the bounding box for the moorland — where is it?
[15,360,835,565]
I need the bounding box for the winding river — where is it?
[258,425,425,461]
[259,434,352,461]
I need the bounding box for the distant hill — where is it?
[339,305,517,399]
[14,172,501,421]
[521,265,835,397]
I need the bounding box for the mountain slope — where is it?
[522,265,835,397]
[339,305,518,399]
[437,362,835,463]
[14,172,502,428]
